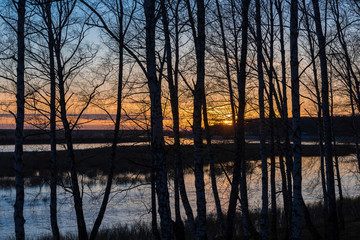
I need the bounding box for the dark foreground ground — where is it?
[29,196,360,240]
[0,142,356,186]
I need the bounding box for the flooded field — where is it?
[0,155,359,239]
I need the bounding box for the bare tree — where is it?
[77,1,134,239]
[311,1,339,239]
[254,0,269,239]
[225,0,255,239]
[301,1,328,226]
[144,0,174,238]
[41,1,60,239]
[13,0,26,239]
[170,0,197,235]
[160,0,187,238]
[49,1,100,238]
[290,0,302,239]
[184,0,207,238]
[274,1,292,236]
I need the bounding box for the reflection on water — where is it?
[0,155,359,239]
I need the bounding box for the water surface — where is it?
[0,155,359,239]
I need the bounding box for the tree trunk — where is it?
[55,28,88,240]
[174,1,196,234]
[184,0,207,238]
[255,0,269,238]
[89,3,124,238]
[302,0,328,226]
[161,1,185,238]
[58,85,88,240]
[14,0,26,239]
[275,1,292,235]
[329,75,345,230]
[311,1,339,240]
[203,94,225,237]
[278,137,289,239]
[268,2,277,239]
[290,0,302,239]
[44,2,60,239]
[152,164,161,240]
[226,1,254,239]
[144,1,173,239]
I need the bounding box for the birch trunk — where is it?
[226,1,254,239]
[152,162,161,240]
[302,0,328,222]
[58,73,88,240]
[161,1,185,238]
[44,2,60,239]
[275,1,292,235]
[311,1,339,239]
[89,3,124,238]
[173,1,196,233]
[144,1,173,238]
[184,0,207,238]
[55,26,88,240]
[14,0,26,239]
[290,0,302,239]
[202,94,225,236]
[268,2,277,238]
[225,1,242,235]
[255,0,268,238]
[277,138,289,239]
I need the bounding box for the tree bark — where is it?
[89,2,125,239]
[152,162,161,240]
[255,0,269,239]
[268,2,277,238]
[203,94,225,237]
[173,1,196,233]
[144,1,173,239]
[161,1,185,238]
[311,1,339,239]
[226,1,254,239]
[57,68,88,240]
[184,0,207,238]
[302,0,328,227]
[290,0,302,239]
[43,1,60,239]
[275,1,292,235]
[54,8,88,237]
[14,0,26,239]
